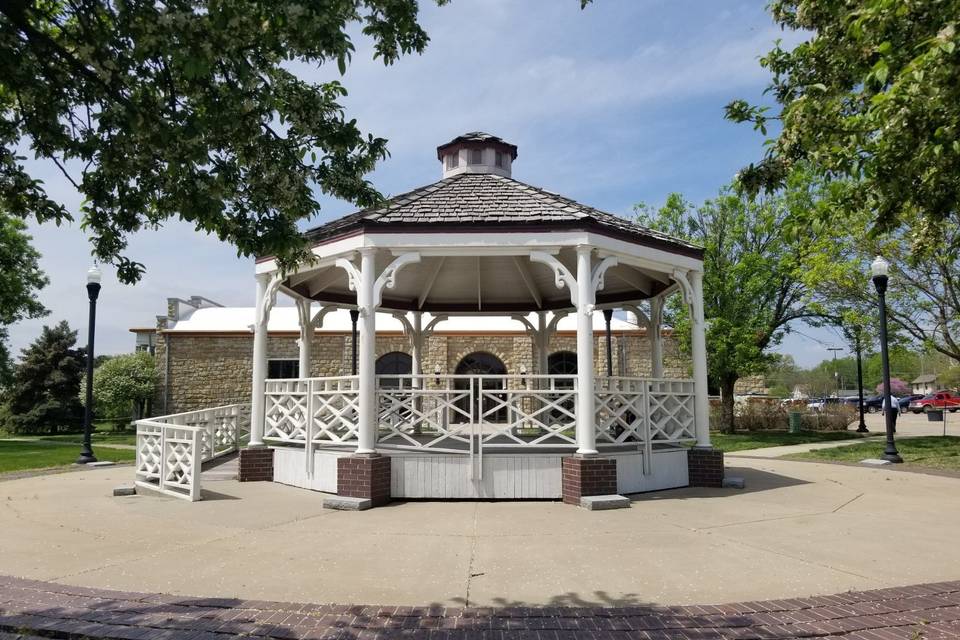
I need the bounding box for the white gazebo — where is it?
[135,133,721,505]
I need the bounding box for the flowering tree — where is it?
[876,377,909,396]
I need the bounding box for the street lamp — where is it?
[77,264,101,464]
[871,256,902,463]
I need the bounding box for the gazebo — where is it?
[135,132,722,506]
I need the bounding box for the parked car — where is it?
[908,391,960,413]
[807,397,843,412]
[862,394,903,413]
[898,394,924,411]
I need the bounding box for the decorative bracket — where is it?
[334,256,360,292]
[621,303,651,330]
[311,304,339,329]
[423,314,448,337]
[529,252,578,307]
[672,269,694,307]
[590,256,618,293]
[374,252,421,307]
[256,274,283,328]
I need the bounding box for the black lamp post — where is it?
[77,265,101,464]
[871,255,902,463]
[602,308,614,377]
[349,308,359,375]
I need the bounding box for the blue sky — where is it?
[11,0,846,367]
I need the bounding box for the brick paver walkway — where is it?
[2,575,960,639]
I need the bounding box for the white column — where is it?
[689,270,711,448]
[356,248,377,454]
[575,246,597,455]
[249,274,269,447]
[650,296,664,378]
[296,298,312,379]
[536,311,549,376]
[411,311,423,378]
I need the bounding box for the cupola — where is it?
[436,132,518,179]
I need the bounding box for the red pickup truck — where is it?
[908,391,960,413]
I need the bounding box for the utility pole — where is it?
[827,347,844,397]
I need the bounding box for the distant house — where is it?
[911,374,938,395]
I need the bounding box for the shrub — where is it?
[735,400,787,431]
[802,405,857,431]
[81,352,158,429]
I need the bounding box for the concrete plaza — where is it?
[2,445,960,609]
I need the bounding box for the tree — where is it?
[0,212,48,387]
[0,0,452,282]
[0,321,84,434]
[940,367,960,391]
[726,1,960,248]
[876,378,910,397]
[81,352,158,428]
[635,171,823,432]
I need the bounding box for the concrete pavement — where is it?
[2,452,960,608]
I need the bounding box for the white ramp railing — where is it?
[135,403,250,501]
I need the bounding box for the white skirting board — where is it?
[271,446,689,499]
[272,446,348,493]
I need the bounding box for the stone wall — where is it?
[154,329,691,415]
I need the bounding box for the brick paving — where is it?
[3,575,960,639]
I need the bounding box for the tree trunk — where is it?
[720,377,737,434]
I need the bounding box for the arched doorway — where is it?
[547,351,577,421]
[376,351,412,388]
[454,352,507,422]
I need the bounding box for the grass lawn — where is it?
[710,430,865,453]
[789,436,960,471]
[32,431,137,446]
[0,440,137,474]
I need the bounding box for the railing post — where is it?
[189,428,202,502]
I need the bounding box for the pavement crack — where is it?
[832,492,864,513]
[463,502,480,608]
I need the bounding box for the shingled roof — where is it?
[303,172,703,258]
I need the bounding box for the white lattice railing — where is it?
[259,375,695,464]
[135,403,250,502]
[264,376,360,446]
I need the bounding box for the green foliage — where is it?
[0,212,48,386]
[0,0,452,282]
[636,171,824,431]
[0,321,84,435]
[81,352,158,422]
[941,367,960,391]
[727,0,960,246]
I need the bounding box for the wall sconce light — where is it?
[434,364,442,386]
[520,365,528,376]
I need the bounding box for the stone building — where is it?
[132,296,688,416]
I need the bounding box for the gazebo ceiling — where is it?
[269,132,703,313]
[284,248,676,313]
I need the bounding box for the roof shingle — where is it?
[304,173,702,258]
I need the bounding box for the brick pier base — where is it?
[561,455,617,505]
[687,447,724,487]
[238,447,274,482]
[337,454,391,507]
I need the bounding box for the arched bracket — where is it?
[621,303,651,330]
[334,256,360,292]
[547,310,569,334]
[529,252,578,307]
[392,312,414,336]
[311,304,339,329]
[256,274,283,328]
[374,253,421,307]
[672,269,695,307]
[590,256,618,293]
[423,314,448,337]
[510,314,537,335]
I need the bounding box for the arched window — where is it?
[376,351,412,388]
[454,352,507,422]
[547,351,578,376]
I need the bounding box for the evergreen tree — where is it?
[1,322,85,435]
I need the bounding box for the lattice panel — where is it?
[479,388,577,447]
[377,387,474,449]
[648,381,696,442]
[136,430,162,478]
